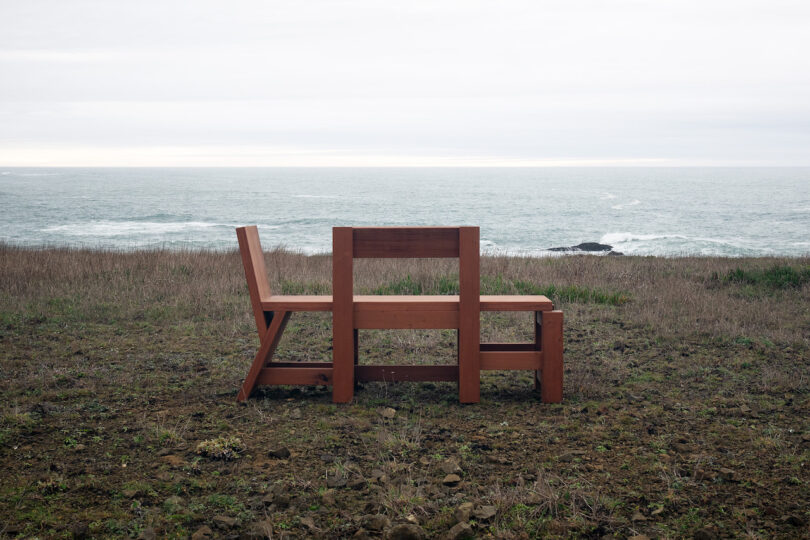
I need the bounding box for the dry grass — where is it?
[2,244,808,346]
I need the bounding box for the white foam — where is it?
[43,221,229,237]
[600,193,617,200]
[600,232,686,244]
[611,199,641,210]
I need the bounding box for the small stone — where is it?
[327,474,347,488]
[473,505,496,521]
[363,514,391,532]
[300,516,318,530]
[380,407,397,419]
[121,488,139,498]
[137,527,157,540]
[454,502,474,523]
[320,453,335,462]
[631,511,647,522]
[387,523,426,540]
[446,522,474,540]
[405,514,419,525]
[442,474,461,486]
[213,515,237,529]
[261,493,275,506]
[191,526,214,540]
[73,444,86,452]
[268,447,291,459]
[718,468,736,482]
[440,460,462,475]
[289,408,302,419]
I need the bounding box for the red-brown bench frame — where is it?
[235,225,563,404]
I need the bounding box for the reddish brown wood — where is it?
[236,310,290,401]
[236,226,272,338]
[262,295,332,311]
[352,227,460,258]
[257,367,333,386]
[356,365,458,382]
[332,227,355,403]
[534,311,542,391]
[480,295,553,311]
[480,343,535,351]
[265,362,333,368]
[480,351,542,370]
[457,226,480,403]
[540,310,564,403]
[354,295,457,311]
[354,310,459,329]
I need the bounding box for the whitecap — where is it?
[42,221,230,237]
[611,199,641,210]
[600,193,617,200]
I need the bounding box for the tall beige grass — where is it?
[1,244,808,347]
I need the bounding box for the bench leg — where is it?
[237,311,291,402]
[539,310,563,403]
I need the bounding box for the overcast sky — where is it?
[1,0,809,166]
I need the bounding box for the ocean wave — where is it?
[600,193,617,200]
[42,220,236,237]
[611,199,641,210]
[600,232,686,244]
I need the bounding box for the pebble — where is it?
[440,459,462,475]
[380,407,397,419]
[387,523,426,540]
[212,515,237,529]
[446,522,474,540]
[442,474,461,486]
[454,502,474,523]
[289,408,302,419]
[268,447,291,459]
[190,526,213,540]
[473,505,496,521]
[327,474,347,488]
[363,514,391,531]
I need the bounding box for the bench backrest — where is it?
[332,226,480,303]
[236,225,273,337]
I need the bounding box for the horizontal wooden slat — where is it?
[354,295,457,311]
[263,295,333,311]
[256,367,333,385]
[356,365,458,382]
[480,295,553,311]
[265,362,332,368]
[355,310,459,329]
[480,343,535,351]
[352,228,460,258]
[480,351,543,370]
[261,294,553,312]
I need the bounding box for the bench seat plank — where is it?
[262,294,553,312]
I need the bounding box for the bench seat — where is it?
[262,294,553,312]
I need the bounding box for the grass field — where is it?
[1,245,809,539]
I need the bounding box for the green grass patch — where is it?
[721,264,810,290]
[363,274,629,305]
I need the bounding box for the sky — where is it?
[1,0,809,167]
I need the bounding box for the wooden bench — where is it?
[235,225,563,404]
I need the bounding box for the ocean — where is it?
[1,167,808,257]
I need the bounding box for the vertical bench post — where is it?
[458,226,480,403]
[332,227,355,403]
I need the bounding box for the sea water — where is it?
[1,167,808,256]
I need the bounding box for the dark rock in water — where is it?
[548,242,613,252]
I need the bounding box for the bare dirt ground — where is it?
[1,247,808,539]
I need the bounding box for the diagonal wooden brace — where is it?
[236,310,291,402]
